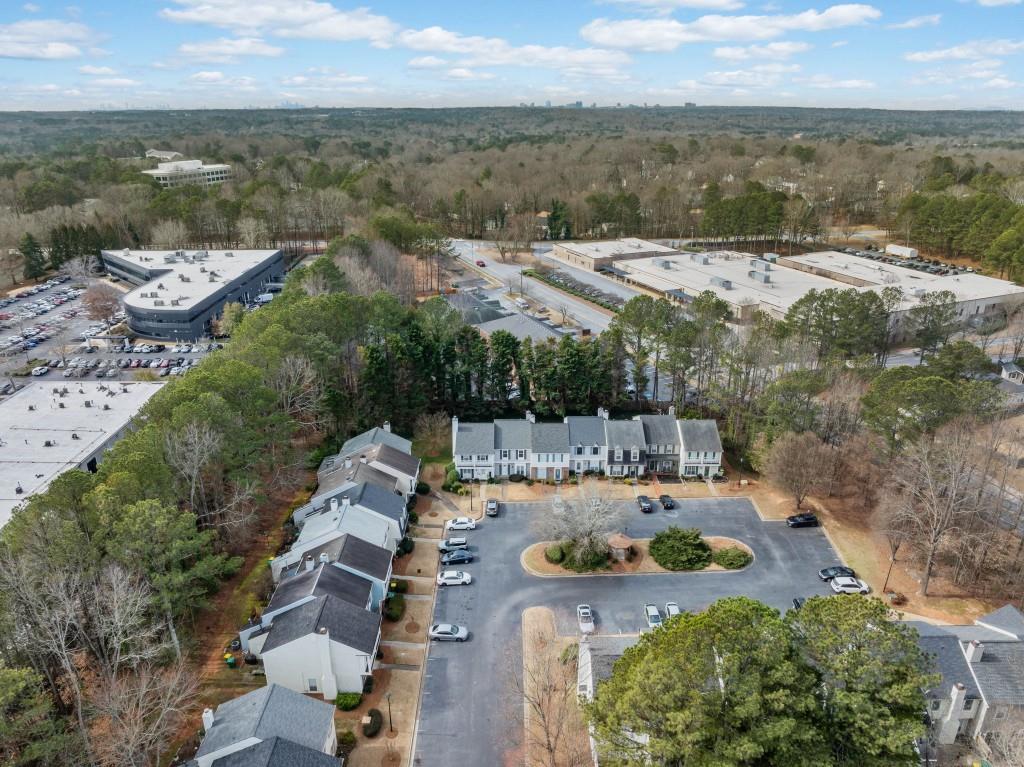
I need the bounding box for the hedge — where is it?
[712,547,752,569]
[384,594,406,622]
[363,708,384,738]
[338,730,357,750]
[416,480,430,494]
[544,544,564,564]
[335,692,362,711]
[649,527,712,571]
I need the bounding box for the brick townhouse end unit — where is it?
[452,410,722,481]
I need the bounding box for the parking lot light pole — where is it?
[385,692,393,732]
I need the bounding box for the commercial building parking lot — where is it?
[414,497,842,767]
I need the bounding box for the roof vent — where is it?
[58,402,65,409]
[84,400,92,408]
[27,405,35,411]
[72,433,80,440]
[43,440,54,447]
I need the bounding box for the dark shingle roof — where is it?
[210,737,339,767]
[196,685,335,759]
[339,427,411,457]
[912,630,981,700]
[634,415,680,447]
[261,595,381,655]
[266,563,371,614]
[969,641,1024,705]
[317,462,399,497]
[336,534,392,581]
[531,422,569,453]
[588,636,636,685]
[977,605,1024,639]
[494,419,531,450]
[678,419,722,453]
[346,482,406,525]
[566,416,607,447]
[604,419,646,450]
[453,421,494,454]
[332,443,419,479]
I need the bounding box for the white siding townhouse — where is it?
[187,684,338,767]
[452,413,569,480]
[678,419,724,478]
[565,410,647,477]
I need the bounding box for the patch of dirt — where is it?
[403,621,420,635]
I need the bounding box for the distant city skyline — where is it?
[1,0,1022,111]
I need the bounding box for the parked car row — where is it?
[431,515,492,643]
[636,494,675,513]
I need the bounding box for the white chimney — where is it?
[668,404,676,416]
[345,457,352,469]
[202,708,214,732]
[330,498,339,514]
[965,640,984,663]
[949,683,967,713]
[360,455,367,464]
[525,410,535,424]
[319,552,329,564]
[341,496,350,510]
[597,407,609,420]
[383,421,391,433]
[305,555,314,572]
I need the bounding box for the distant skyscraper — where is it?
[545,100,551,108]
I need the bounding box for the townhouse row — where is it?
[452,409,723,481]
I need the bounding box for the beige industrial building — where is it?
[551,238,679,271]
[142,159,232,189]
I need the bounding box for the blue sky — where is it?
[1,0,1022,110]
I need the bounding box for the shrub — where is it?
[408,510,419,524]
[711,547,752,569]
[335,692,362,711]
[649,527,712,571]
[508,473,525,483]
[416,480,430,495]
[526,479,534,486]
[362,709,383,738]
[444,461,456,475]
[560,642,579,665]
[398,537,415,556]
[560,540,610,573]
[544,544,564,564]
[362,675,375,694]
[390,578,409,594]
[384,594,406,622]
[338,729,357,752]
[445,469,460,487]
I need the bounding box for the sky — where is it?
[1,0,1022,111]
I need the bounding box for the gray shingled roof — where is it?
[587,636,636,685]
[196,685,335,759]
[494,419,531,450]
[266,563,371,614]
[261,595,381,655]
[453,421,494,454]
[336,534,392,581]
[678,419,722,454]
[334,443,419,479]
[910,629,981,701]
[475,313,564,343]
[339,426,411,457]
[566,416,607,447]
[977,605,1024,639]
[317,462,399,498]
[209,737,340,767]
[634,415,680,447]
[969,641,1024,704]
[604,419,646,450]
[346,482,407,526]
[532,422,570,452]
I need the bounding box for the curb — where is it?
[518,542,754,579]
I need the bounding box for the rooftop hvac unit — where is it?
[656,259,673,269]
[164,255,177,263]
[84,400,92,408]
[225,251,234,257]
[710,276,733,290]
[763,252,779,263]
[171,299,180,306]
[154,300,165,306]
[122,248,131,256]
[57,402,64,408]
[912,287,927,298]
[44,440,54,447]
[181,276,191,282]
[749,271,772,284]
[749,259,772,271]
[208,274,216,282]
[103,404,111,411]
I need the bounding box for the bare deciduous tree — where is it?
[991,729,1024,767]
[763,431,835,509]
[413,412,450,458]
[494,213,534,263]
[81,283,123,325]
[269,355,328,430]
[537,490,627,568]
[150,219,188,249]
[163,421,221,522]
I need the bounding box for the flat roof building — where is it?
[142,159,232,189]
[100,248,284,340]
[0,381,165,529]
[552,238,679,271]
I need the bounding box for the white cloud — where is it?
[78,64,116,75]
[906,39,1024,61]
[713,40,810,59]
[91,77,140,87]
[580,4,882,52]
[23,3,40,12]
[408,55,447,68]
[189,70,226,83]
[606,0,745,11]
[976,0,1020,5]
[984,76,1018,88]
[445,67,495,80]
[281,68,368,86]
[177,37,284,63]
[886,14,940,30]
[0,19,91,59]
[802,73,875,88]
[160,0,398,46]
[831,39,848,47]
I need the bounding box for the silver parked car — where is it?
[429,623,469,642]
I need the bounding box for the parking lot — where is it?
[414,497,842,767]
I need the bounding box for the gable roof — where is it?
[475,313,565,343]
[326,442,419,479]
[968,640,1024,705]
[532,422,570,453]
[266,562,371,614]
[678,419,722,454]
[493,419,532,450]
[634,414,680,446]
[604,419,646,449]
[261,594,381,655]
[339,426,411,457]
[336,534,392,581]
[909,625,982,700]
[453,420,494,455]
[564,416,606,447]
[208,737,338,767]
[976,605,1024,639]
[317,461,399,497]
[346,481,406,525]
[196,685,335,759]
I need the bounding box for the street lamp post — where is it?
[385,692,393,733]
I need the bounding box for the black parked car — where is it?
[786,512,819,528]
[637,495,653,513]
[440,549,474,566]
[658,494,675,510]
[792,597,806,610]
[818,566,855,581]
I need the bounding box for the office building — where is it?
[142,159,232,188]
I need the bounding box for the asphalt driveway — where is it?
[412,497,842,767]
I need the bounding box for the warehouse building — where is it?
[100,248,285,340]
[551,238,680,271]
[0,382,165,529]
[610,250,1024,327]
[142,159,232,188]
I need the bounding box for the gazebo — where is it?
[607,532,634,561]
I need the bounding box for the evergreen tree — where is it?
[18,233,45,281]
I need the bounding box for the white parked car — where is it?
[429,623,469,642]
[644,603,662,629]
[577,604,595,634]
[830,576,870,595]
[30,366,48,376]
[436,570,472,587]
[445,516,476,531]
[665,602,681,618]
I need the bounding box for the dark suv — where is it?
[637,495,653,513]
[658,494,675,510]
